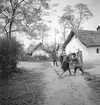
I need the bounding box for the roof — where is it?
[30,42,49,55]
[26,42,61,55]
[26,44,35,54]
[63,30,100,49]
[97,26,100,30]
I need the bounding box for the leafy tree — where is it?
[59,3,93,38]
[0,0,51,40]
[44,43,59,53]
[39,22,50,44]
[59,23,68,42]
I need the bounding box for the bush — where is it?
[38,55,48,61]
[0,37,22,78]
[21,54,49,62]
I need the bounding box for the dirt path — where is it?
[18,61,99,105]
[41,63,97,105]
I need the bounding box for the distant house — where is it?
[27,42,49,57]
[25,44,35,55]
[63,27,100,62]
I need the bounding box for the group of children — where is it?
[59,51,84,77]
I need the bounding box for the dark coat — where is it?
[60,55,63,64]
[61,57,70,72]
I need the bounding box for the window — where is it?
[96,48,99,53]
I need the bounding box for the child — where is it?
[72,53,84,76]
[59,56,72,78]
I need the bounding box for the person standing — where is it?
[51,51,58,66]
[60,52,63,65]
[59,50,66,65]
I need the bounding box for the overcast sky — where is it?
[21,0,100,49]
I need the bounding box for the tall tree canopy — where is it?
[59,3,93,30]
[0,0,51,40]
[40,23,50,44]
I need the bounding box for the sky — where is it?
[49,0,100,30]
[18,0,100,49]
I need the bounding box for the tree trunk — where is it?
[63,27,66,42]
[8,8,16,40]
[54,31,56,46]
[42,35,44,44]
[8,20,13,40]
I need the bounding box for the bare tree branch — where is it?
[15,0,25,9]
[9,0,14,10]
[59,3,93,30]
[3,19,10,37]
[0,12,9,19]
[0,0,51,39]
[11,29,21,32]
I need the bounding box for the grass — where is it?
[0,60,95,105]
[85,72,100,93]
[0,68,45,105]
[69,62,95,70]
[83,62,95,70]
[85,72,100,104]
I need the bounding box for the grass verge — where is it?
[85,72,100,104]
[0,68,45,105]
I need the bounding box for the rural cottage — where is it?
[63,27,100,62]
[29,42,49,57]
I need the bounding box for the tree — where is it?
[39,23,50,44]
[54,28,59,46]
[45,43,56,51]
[43,43,59,53]
[59,3,93,31]
[0,0,51,40]
[59,22,68,42]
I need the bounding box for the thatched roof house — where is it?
[63,30,100,49]
[26,42,50,57]
[63,29,100,61]
[26,44,35,54]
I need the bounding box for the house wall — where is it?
[88,47,100,61]
[32,46,49,57]
[65,35,100,62]
[65,36,88,61]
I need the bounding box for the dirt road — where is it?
[18,61,100,105]
[42,64,95,105]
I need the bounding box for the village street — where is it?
[17,61,100,105]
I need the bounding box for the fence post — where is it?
[80,51,83,66]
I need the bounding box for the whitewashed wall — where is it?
[65,35,100,62]
[88,47,100,61]
[65,36,88,62]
